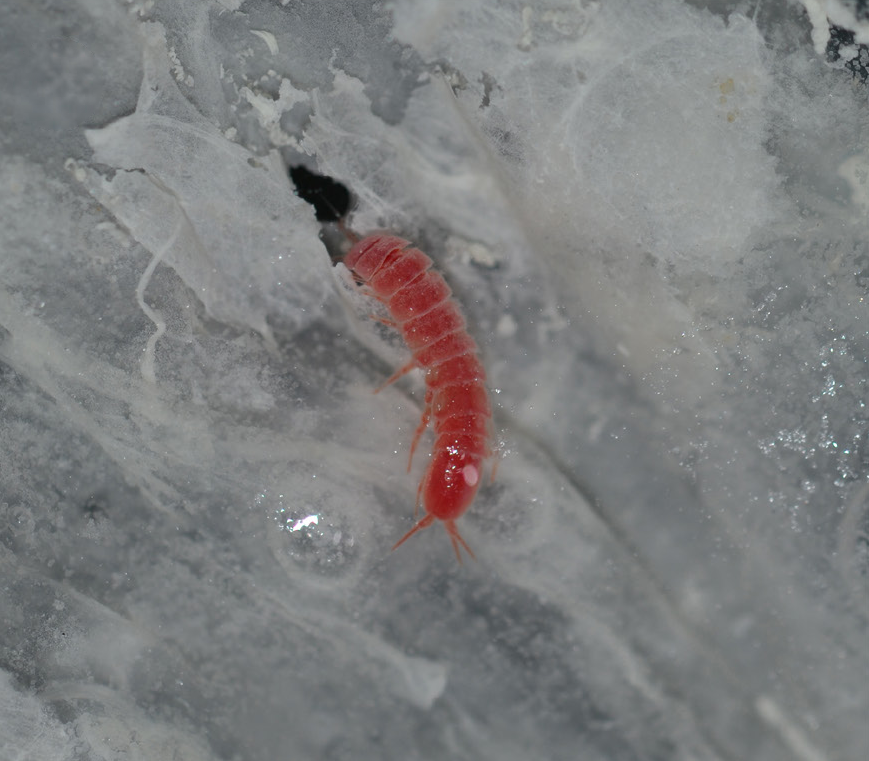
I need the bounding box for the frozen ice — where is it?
[3,0,869,759]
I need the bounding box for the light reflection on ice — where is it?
[288,513,319,533]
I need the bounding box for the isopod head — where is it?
[344,234,408,280]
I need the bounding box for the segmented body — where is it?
[344,234,493,562]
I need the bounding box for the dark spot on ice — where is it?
[289,164,352,221]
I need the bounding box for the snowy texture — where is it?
[80,21,332,351]
[2,0,869,760]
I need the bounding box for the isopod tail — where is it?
[445,520,475,564]
[391,513,435,553]
[391,514,475,564]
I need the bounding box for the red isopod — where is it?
[344,233,494,562]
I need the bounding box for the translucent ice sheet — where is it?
[2,1,868,759]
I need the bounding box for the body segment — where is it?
[344,234,493,561]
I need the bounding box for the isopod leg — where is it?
[445,520,475,564]
[369,314,397,328]
[415,477,425,519]
[374,359,417,393]
[408,388,433,473]
[391,513,435,553]
[487,421,499,483]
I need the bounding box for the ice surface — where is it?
[3,0,869,759]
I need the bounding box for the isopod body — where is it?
[344,234,493,562]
